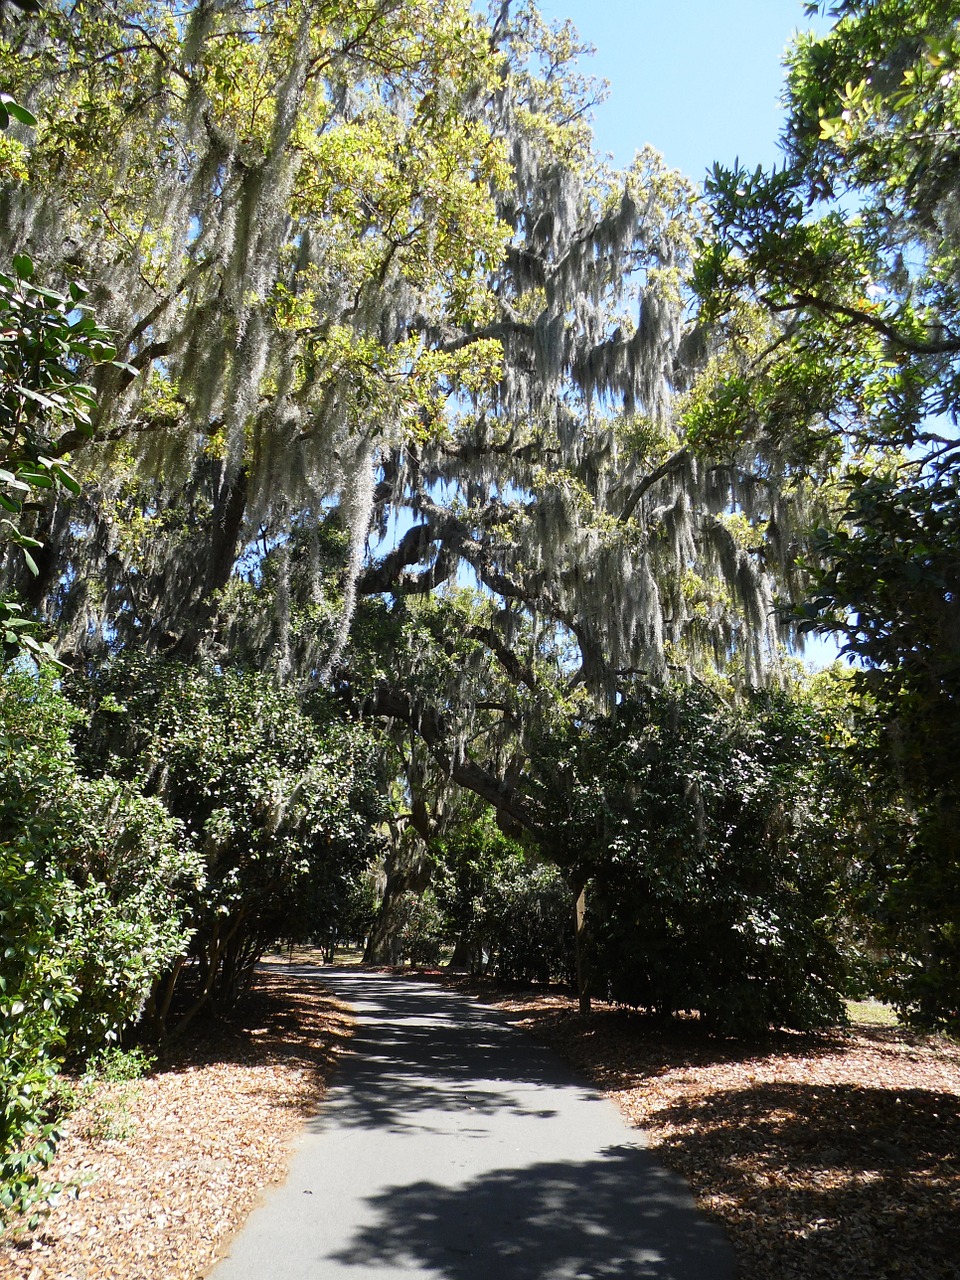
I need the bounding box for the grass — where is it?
[845,998,899,1027]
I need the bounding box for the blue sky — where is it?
[534,1,829,182]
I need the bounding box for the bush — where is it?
[73,655,387,1026]
[0,666,198,1218]
[396,890,447,966]
[433,817,575,984]
[529,683,852,1033]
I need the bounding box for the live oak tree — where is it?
[0,0,855,1028]
[0,0,815,699]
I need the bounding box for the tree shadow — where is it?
[299,969,597,1133]
[653,1081,960,1280]
[514,1001,885,1090]
[152,963,353,1084]
[333,1144,733,1279]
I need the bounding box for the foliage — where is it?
[394,889,447,968]
[0,90,118,664]
[432,815,574,984]
[0,0,812,706]
[1,665,198,1042]
[73,655,387,1028]
[0,662,201,1222]
[0,825,72,1225]
[526,683,853,1033]
[697,0,960,1031]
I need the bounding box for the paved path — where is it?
[211,967,736,1279]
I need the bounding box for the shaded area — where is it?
[466,997,860,1088]
[0,963,353,1280]
[301,970,594,1134]
[337,1146,726,1279]
[655,1082,960,1280]
[483,991,960,1280]
[154,962,354,1094]
[210,967,735,1279]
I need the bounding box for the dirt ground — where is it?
[2,959,958,1280]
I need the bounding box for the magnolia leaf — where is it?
[12,253,34,279]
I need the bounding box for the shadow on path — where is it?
[336,1145,723,1279]
[211,967,736,1280]
[304,969,594,1133]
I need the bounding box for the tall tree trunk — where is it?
[363,840,432,965]
[574,881,591,1015]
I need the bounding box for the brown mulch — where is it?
[0,962,352,1280]
[452,980,960,1280]
[4,961,959,1280]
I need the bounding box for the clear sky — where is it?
[534,1,829,182]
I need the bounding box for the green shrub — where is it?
[529,683,852,1033]
[433,817,575,984]
[0,666,199,1218]
[73,655,386,1025]
[397,890,446,966]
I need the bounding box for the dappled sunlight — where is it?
[337,1147,724,1280]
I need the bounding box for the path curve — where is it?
[210,966,736,1279]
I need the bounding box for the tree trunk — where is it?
[575,883,591,1015]
[363,841,432,965]
[447,934,480,973]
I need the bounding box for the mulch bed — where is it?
[3,960,958,1280]
[0,963,352,1280]
[453,980,960,1280]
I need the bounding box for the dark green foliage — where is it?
[433,816,575,985]
[0,254,119,665]
[0,667,192,1221]
[395,890,447,967]
[73,656,387,1029]
[529,684,851,1033]
[700,0,960,1032]
[805,469,960,1030]
[0,813,72,1224]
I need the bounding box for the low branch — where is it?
[357,683,544,839]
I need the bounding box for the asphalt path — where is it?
[210,967,736,1279]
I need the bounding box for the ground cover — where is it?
[0,965,352,1280]
[461,981,960,1280]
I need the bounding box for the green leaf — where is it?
[12,253,34,280]
[18,470,54,489]
[15,385,55,409]
[52,465,82,495]
[4,101,38,129]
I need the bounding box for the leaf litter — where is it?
[4,960,958,1280]
[464,982,960,1280]
[0,962,353,1280]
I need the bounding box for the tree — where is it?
[525,680,855,1032]
[0,0,813,698]
[1,88,119,664]
[699,0,960,1028]
[73,654,387,1033]
[1,0,873,1045]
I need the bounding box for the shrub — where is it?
[529,683,852,1033]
